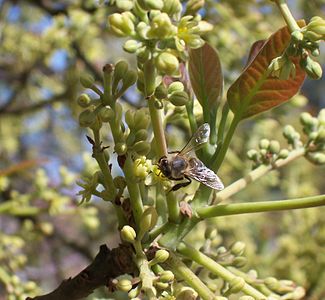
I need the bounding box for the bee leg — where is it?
[168,151,179,154]
[169,177,192,192]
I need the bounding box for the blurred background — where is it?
[0,0,324,299]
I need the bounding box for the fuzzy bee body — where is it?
[158,124,224,192]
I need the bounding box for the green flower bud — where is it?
[123,39,142,54]
[305,16,325,41]
[123,70,138,89]
[147,13,177,39]
[116,0,134,11]
[259,139,270,150]
[247,149,258,160]
[185,0,205,15]
[205,228,218,240]
[144,59,157,97]
[77,94,91,107]
[239,296,255,300]
[139,206,158,234]
[135,129,148,141]
[300,56,322,79]
[134,109,150,130]
[108,12,135,37]
[142,0,164,10]
[169,91,189,106]
[80,74,95,88]
[125,109,135,128]
[260,149,267,157]
[155,52,179,75]
[264,277,280,290]
[283,125,296,141]
[154,83,168,99]
[269,140,280,154]
[113,60,129,94]
[309,152,325,165]
[117,278,133,292]
[155,249,169,263]
[155,282,169,290]
[115,143,128,155]
[176,288,198,300]
[79,109,96,127]
[228,277,245,293]
[278,149,289,159]
[99,107,115,122]
[162,0,182,16]
[126,132,136,146]
[133,141,150,155]
[233,256,247,268]
[311,48,320,57]
[291,30,304,41]
[230,241,246,256]
[159,270,175,282]
[300,112,313,125]
[136,22,150,39]
[308,131,318,140]
[128,286,140,298]
[315,129,325,144]
[168,81,184,94]
[121,225,136,243]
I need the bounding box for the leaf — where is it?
[227,21,306,120]
[189,43,223,109]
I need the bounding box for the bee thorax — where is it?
[171,156,187,178]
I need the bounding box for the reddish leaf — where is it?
[189,43,223,108]
[227,21,306,119]
[244,40,267,68]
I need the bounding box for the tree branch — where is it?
[27,244,135,300]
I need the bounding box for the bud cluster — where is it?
[269,16,324,80]
[247,139,289,168]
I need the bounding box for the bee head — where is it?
[158,156,171,177]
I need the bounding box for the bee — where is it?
[158,123,224,192]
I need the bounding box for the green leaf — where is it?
[227,21,306,120]
[189,43,223,113]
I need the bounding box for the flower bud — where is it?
[259,139,270,150]
[185,0,205,15]
[315,129,325,144]
[159,270,174,282]
[117,278,133,292]
[233,256,247,268]
[141,0,164,10]
[239,296,255,300]
[308,132,318,140]
[247,149,258,161]
[121,225,136,243]
[99,107,115,122]
[300,112,313,126]
[136,22,150,39]
[123,70,138,89]
[205,228,218,240]
[123,39,143,53]
[79,109,96,127]
[169,91,189,106]
[77,94,91,107]
[269,140,280,154]
[113,60,129,94]
[155,52,179,75]
[300,56,322,79]
[291,30,304,41]
[147,13,177,39]
[230,241,246,256]
[136,46,151,64]
[278,149,289,159]
[115,143,127,155]
[228,277,245,294]
[162,0,182,16]
[80,73,95,88]
[139,206,158,234]
[133,141,151,155]
[305,16,325,41]
[176,287,198,300]
[309,152,325,165]
[113,176,126,190]
[265,277,280,290]
[155,83,168,99]
[168,81,184,94]
[116,0,134,10]
[135,129,148,141]
[283,125,296,142]
[155,282,169,290]
[134,109,150,130]
[155,249,170,263]
[108,12,135,37]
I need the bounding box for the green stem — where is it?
[211,112,241,172]
[214,148,305,203]
[177,242,267,299]
[155,183,167,224]
[147,96,180,222]
[124,155,144,227]
[197,194,325,219]
[186,100,197,135]
[164,252,216,300]
[274,0,300,32]
[148,222,169,242]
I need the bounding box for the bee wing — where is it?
[179,123,210,156]
[186,158,224,190]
